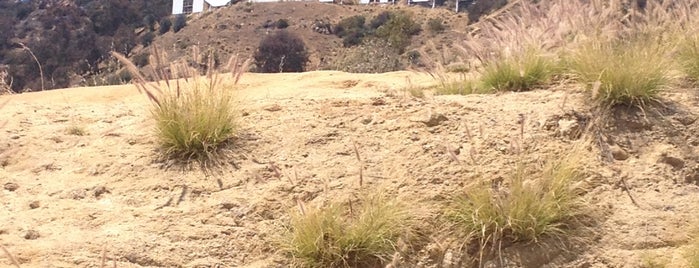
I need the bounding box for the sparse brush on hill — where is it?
[282,193,415,268]
[112,46,250,167]
[332,39,402,73]
[447,149,589,264]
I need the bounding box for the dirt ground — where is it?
[2,71,699,267]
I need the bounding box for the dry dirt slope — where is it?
[1,71,699,267]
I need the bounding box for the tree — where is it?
[254,31,309,73]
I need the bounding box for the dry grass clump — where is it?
[686,229,699,268]
[282,194,415,268]
[678,35,699,83]
[66,125,88,136]
[480,50,555,92]
[112,46,249,166]
[567,37,674,107]
[447,151,587,261]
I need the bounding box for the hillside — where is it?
[147,2,470,72]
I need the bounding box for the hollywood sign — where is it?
[172,0,436,14]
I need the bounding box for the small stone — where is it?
[423,113,448,127]
[24,229,40,240]
[93,186,110,198]
[611,146,629,161]
[29,201,40,209]
[3,182,19,191]
[660,154,685,169]
[676,115,697,126]
[263,104,282,112]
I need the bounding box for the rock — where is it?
[423,113,448,127]
[676,115,697,126]
[29,201,40,209]
[262,104,282,112]
[558,118,581,139]
[24,229,40,240]
[93,186,110,198]
[3,182,19,191]
[660,154,685,169]
[611,146,630,161]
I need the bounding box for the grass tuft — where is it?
[283,194,414,268]
[434,78,490,95]
[447,150,587,259]
[687,229,699,268]
[480,51,555,92]
[567,37,673,107]
[66,125,88,136]
[112,46,250,167]
[678,34,699,84]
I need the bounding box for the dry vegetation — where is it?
[112,46,250,167]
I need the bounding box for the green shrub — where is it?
[369,11,391,30]
[282,194,414,268]
[480,51,554,92]
[111,47,249,166]
[254,30,309,73]
[334,15,367,47]
[159,17,171,34]
[334,15,366,38]
[374,11,421,53]
[447,151,587,249]
[568,37,672,106]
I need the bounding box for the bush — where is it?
[141,31,155,46]
[276,19,289,29]
[334,15,366,39]
[173,14,186,33]
[254,30,309,73]
[111,47,250,166]
[369,11,391,30]
[427,18,445,34]
[374,11,421,53]
[159,17,171,34]
[447,151,587,256]
[568,37,672,106]
[332,39,402,73]
[132,52,150,67]
[282,194,414,268]
[480,50,554,92]
[143,14,156,31]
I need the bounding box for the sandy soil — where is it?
[2,71,699,267]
